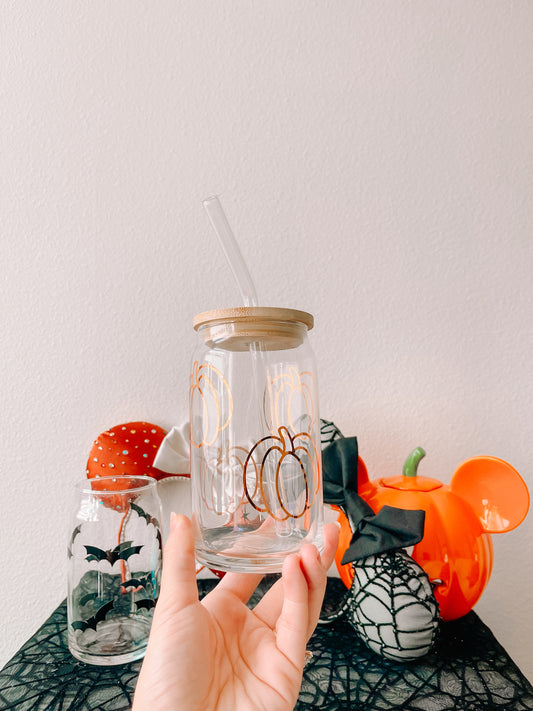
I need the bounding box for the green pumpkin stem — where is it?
[403,447,426,478]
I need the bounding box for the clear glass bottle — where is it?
[190,307,324,573]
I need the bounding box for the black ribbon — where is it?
[322,436,425,563]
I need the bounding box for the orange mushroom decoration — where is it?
[335,446,530,621]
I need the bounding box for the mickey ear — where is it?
[450,456,530,533]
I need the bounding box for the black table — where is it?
[1,579,532,711]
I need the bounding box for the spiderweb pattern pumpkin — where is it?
[321,434,440,661]
[321,550,439,662]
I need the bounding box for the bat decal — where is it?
[79,592,99,606]
[135,598,157,611]
[71,600,114,632]
[84,540,143,566]
[130,502,160,529]
[121,575,152,591]
[130,502,162,551]
[67,524,82,559]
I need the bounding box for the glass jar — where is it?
[67,475,162,665]
[189,307,324,573]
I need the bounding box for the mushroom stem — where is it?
[403,447,426,478]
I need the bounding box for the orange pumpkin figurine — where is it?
[335,446,529,621]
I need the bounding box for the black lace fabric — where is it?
[1,578,532,710]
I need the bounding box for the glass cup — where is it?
[190,307,324,573]
[67,475,162,665]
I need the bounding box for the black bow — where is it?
[322,437,425,563]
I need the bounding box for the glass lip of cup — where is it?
[77,474,157,495]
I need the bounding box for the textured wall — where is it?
[1,1,532,680]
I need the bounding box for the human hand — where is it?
[132,515,339,711]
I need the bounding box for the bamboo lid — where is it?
[193,307,314,351]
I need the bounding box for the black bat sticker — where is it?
[130,502,162,551]
[67,524,82,559]
[121,575,152,591]
[130,502,160,529]
[71,600,114,632]
[135,598,157,611]
[84,540,143,566]
[79,592,99,606]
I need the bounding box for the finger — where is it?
[209,570,264,605]
[322,521,341,571]
[254,523,340,632]
[275,553,309,668]
[299,523,340,633]
[252,577,284,629]
[158,513,199,611]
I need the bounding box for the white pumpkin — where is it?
[321,550,440,662]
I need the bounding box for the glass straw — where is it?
[202,196,259,307]
[202,195,290,534]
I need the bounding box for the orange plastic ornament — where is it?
[336,447,529,621]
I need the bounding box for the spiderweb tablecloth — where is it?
[1,578,532,711]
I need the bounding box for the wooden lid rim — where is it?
[193,306,314,331]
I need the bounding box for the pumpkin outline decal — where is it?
[199,444,251,517]
[243,426,320,521]
[264,367,316,435]
[190,361,233,449]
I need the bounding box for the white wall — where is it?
[1,0,532,681]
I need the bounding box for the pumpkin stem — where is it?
[278,426,292,452]
[403,447,426,478]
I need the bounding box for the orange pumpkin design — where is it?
[243,426,320,521]
[265,367,316,434]
[190,361,233,448]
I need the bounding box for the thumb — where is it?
[158,513,199,611]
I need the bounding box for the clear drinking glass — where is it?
[190,307,324,573]
[67,475,162,665]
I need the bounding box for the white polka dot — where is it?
[93,457,98,462]
[123,450,128,455]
